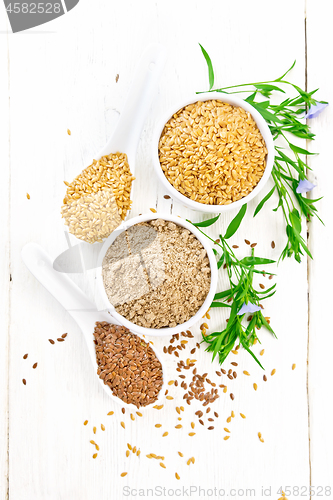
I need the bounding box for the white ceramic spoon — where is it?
[94,43,166,172]
[21,242,167,409]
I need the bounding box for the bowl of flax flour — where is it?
[95,213,218,337]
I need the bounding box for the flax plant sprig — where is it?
[198,44,327,263]
[189,207,276,368]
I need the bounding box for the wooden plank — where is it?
[4,0,314,498]
[0,12,10,500]
[306,0,333,494]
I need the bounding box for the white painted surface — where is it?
[0,0,331,499]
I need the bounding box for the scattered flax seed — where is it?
[245,239,250,245]
[240,413,246,419]
[95,444,99,451]
[121,422,125,429]
[126,450,130,457]
[208,426,214,430]
[22,378,26,385]
[250,243,257,248]
[263,375,267,381]
[206,312,211,319]
[93,427,96,434]
[137,450,141,456]
[269,274,273,280]
[132,446,137,454]
[253,338,258,345]
[253,383,258,391]
[164,195,170,199]
[162,432,168,437]
[160,463,166,469]
[107,411,114,416]
[224,428,230,433]
[168,380,174,385]
[130,414,135,421]
[48,339,55,344]
[136,412,143,417]
[61,333,68,339]
[176,407,181,415]
[260,438,264,443]
[271,241,275,249]
[26,193,31,200]
[260,349,265,356]
[231,411,235,418]
[175,425,182,429]
[33,363,37,369]
[230,393,235,400]
[101,424,105,431]
[23,354,28,359]
[180,406,184,412]
[188,432,196,436]
[224,436,230,440]
[57,338,65,342]
[191,422,195,429]
[84,420,88,426]
[292,363,296,370]
[232,245,239,249]
[227,417,232,423]
[223,387,227,393]
[175,473,180,480]
[67,129,71,135]
[178,452,183,457]
[115,74,119,83]
[127,443,132,451]
[153,405,164,410]
[90,440,96,445]
[155,424,162,428]
[231,350,238,355]
[166,396,174,400]
[191,457,195,464]
[92,453,97,459]
[258,432,262,439]
[187,458,192,466]
[150,208,157,213]
[243,370,250,376]
[120,472,127,477]
[271,369,276,376]
[259,284,265,289]
[121,408,125,414]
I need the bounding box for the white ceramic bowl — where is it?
[152,92,275,213]
[95,213,218,337]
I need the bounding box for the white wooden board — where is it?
[0,0,332,498]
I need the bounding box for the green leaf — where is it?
[289,209,302,234]
[249,102,284,123]
[214,289,232,300]
[241,343,265,369]
[254,83,285,94]
[210,302,232,308]
[192,214,220,227]
[289,143,315,156]
[253,186,276,217]
[217,253,225,270]
[199,44,214,91]
[240,256,275,266]
[224,204,247,239]
[275,60,296,81]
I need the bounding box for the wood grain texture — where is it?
[1,0,331,498]
[0,12,10,500]
[306,0,333,494]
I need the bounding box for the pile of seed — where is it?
[102,219,211,328]
[158,100,267,205]
[61,152,135,243]
[93,322,163,407]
